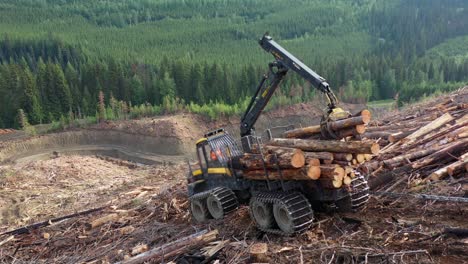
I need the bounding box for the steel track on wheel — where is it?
[249,191,314,235]
[190,187,238,217]
[349,171,370,210]
[208,187,239,215]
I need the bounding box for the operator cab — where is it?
[194,128,244,177]
[195,137,222,175]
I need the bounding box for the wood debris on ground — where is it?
[0,88,467,263]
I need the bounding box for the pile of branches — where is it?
[235,109,379,189]
[360,87,468,187]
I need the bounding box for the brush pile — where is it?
[236,109,379,189]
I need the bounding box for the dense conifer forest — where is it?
[1,0,468,128]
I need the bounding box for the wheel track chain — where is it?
[349,171,370,210]
[190,187,239,217]
[209,187,239,215]
[250,191,314,235]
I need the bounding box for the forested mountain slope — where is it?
[0,0,468,128]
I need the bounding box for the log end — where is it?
[307,166,321,180]
[371,143,380,155]
[355,125,367,135]
[291,150,306,168]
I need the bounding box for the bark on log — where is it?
[283,111,370,139]
[447,153,468,177]
[359,131,393,140]
[283,125,321,138]
[366,121,430,132]
[335,125,366,138]
[412,138,468,169]
[118,229,218,264]
[329,116,371,131]
[333,153,353,161]
[243,167,321,181]
[238,148,305,170]
[353,109,372,120]
[404,113,454,145]
[303,151,334,161]
[382,144,448,169]
[429,159,467,181]
[268,138,380,154]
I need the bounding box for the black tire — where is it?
[207,194,224,219]
[249,198,274,229]
[273,202,296,234]
[190,199,211,222]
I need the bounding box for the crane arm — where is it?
[240,34,341,138]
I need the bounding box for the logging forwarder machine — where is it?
[187,34,370,235]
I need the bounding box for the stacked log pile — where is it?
[237,110,379,189]
[359,87,468,186]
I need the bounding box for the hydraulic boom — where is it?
[240,34,343,138]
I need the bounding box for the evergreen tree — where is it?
[98,90,106,122]
[22,67,42,124]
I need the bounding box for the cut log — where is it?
[412,138,468,169]
[382,144,448,169]
[319,165,344,188]
[333,153,353,161]
[303,151,334,161]
[329,116,371,131]
[359,131,393,140]
[283,112,370,139]
[320,165,345,178]
[366,121,430,133]
[306,158,320,166]
[283,125,321,138]
[344,166,353,175]
[404,113,454,145]
[118,229,218,264]
[250,243,269,263]
[335,125,366,138]
[343,176,352,185]
[429,158,468,181]
[353,109,372,120]
[364,154,373,161]
[268,138,380,154]
[355,154,366,163]
[243,167,320,181]
[388,130,415,143]
[86,213,119,229]
[447,153,468,177]
[237,148,305,170]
